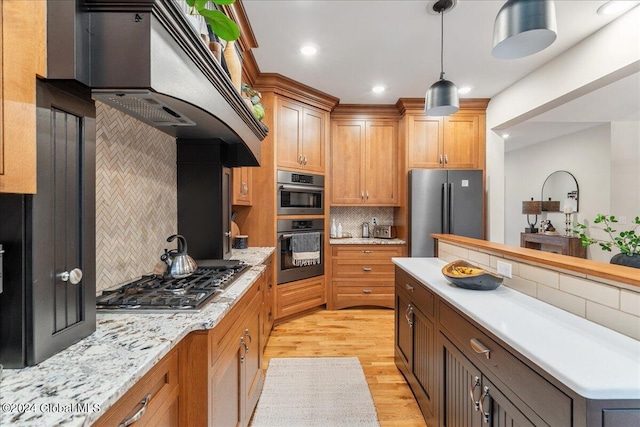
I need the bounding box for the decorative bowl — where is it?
[441,260,504,291]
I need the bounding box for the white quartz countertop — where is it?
[392,257,640,400]
[330,237,405,245]
[0,247,275,427]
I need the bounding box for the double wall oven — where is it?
[276,170,325,285]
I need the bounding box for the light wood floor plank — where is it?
[262,308,427,427]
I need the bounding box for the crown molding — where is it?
[331,104,402,119]
[254,73,340,111]
[397,98,490,114]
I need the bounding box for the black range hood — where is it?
[85,0,266,166]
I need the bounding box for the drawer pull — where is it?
[118,393,151,427]
[362,267,372,272]
[469,376,480,411]
[240,337,248,363]
[470,338,491,360]
[405,304,414,328]
[404,283,414,292]
[362,289,372,294]
[244,329,252,354]
[479,386,491,424]
[362,250,372,254]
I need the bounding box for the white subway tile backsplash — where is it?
[439,243,469,259]
[537,285,586,317]
[503,276,537,298]
[519,264,559,288]
[620,290,640,316]
[559,275,620,309]
[586,301,640,340]
[468,250,490,266]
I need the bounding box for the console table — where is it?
[520,233,587,258]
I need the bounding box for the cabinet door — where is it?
[408,115,444,169]
[330,120,365,204]
[262,257,275,342]
[212,341,243,427]
[481,376,538,427]
[242,289,264,425]
[301,107,325,173]
[365,121,398,205]
[232,167,252,206]
[443,114,479,168]
[412,305,436,416]
[395,291,413,370]
[441,336,483,427]
[276,98,303,170]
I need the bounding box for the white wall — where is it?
[504,124,612,263]
[610,121,640,216]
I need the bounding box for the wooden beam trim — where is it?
[331,104,402,119]
[223,0,258,52]
[397,98,490,114]
[254,73,340,111]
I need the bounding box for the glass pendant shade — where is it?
[492,0,557,59]
[425,77,459,116]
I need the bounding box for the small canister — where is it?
[235,235,248,249]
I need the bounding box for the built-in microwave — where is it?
[277,170,324,215]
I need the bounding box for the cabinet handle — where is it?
[444,154,448,165]
[244,328,252,354]
[241,182,248,196]
[405,304,413,328]
[59,268,83,285]
[366,190,369,200]
[268,310,272,321]
[362,250,372,254]
[439,154,443,165]
[361,190,365,200]
[362,289,372,294]
[469,376,480,411]
[478,386,491,424]
[404,283,414,292]
[118,394,151,427]
[470,338,491,360]
[303,155,308,165]
[362,267,372,272]
[240,337,247,362]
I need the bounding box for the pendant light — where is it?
[425,0,459,117]
[492,0,557,59]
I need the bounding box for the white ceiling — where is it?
[243,1,640,149]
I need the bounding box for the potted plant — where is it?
[186,0,240,41]
[573,214,640,268]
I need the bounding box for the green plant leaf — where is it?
[193,0,209,9]
[199,9,240,41]
[211,0,236,5]
[186,0,196,6]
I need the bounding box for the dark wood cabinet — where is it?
[520,232,586,258]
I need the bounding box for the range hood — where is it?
[85,0,266,166]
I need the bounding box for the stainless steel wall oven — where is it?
[277,219,324,284]
[277,170,324,215]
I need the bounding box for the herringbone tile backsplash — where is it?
[95,102,177,293]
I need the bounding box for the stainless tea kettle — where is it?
[161,234,197,279]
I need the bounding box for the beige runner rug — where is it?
[250,357,380,427]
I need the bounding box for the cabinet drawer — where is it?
[395,267,434,318]
[94,349,179,427]
[332,245,404,259]
[276,276,326,319]
[439,301,572,426]
[332,258,395,278]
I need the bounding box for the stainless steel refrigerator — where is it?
[409,169,484,257]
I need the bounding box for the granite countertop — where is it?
[330,237,405,245]
[392,257,640,400]
[0,247,275,427]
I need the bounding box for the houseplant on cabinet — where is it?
[186,0,240,41]
[573,214,640,268]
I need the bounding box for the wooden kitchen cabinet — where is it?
[275,275,326,320]
[330,120,398,205]
[407,108,485,170]
[331,244,404,309]
[262,254,275,349]
[0,0,46,194]
[276,97,327,173]
[232,166,253,206]
[94,348,180,427]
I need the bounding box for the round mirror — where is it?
[541,170,579,212]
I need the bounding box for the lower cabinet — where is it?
[94,348,180,427]
[262,254,275,351]
[275,275,326,320]
[331,244,404,309]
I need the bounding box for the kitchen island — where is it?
[0,247,274,427]
[393,256,640,426]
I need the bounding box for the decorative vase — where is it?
[223,40,242,93]
[610,253,640,269]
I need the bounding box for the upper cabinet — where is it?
[405,100,488,170]
[330,119,399,206]
[276,97,328,174]
[0,0,46,194]
[232,167,253,206]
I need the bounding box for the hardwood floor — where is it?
[262,308,427,427]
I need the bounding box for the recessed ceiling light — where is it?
[458,86,472,95]
[502,133,510,139]
[597,1,635,15]
[372,86,385,93]
[300,46,317,56]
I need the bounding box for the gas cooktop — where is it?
[96,261,248,312]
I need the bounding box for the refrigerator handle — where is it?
[442,183,449,234]
[448,182,453,234]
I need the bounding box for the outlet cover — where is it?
[497,260,512,278]
[371,217,378,226]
